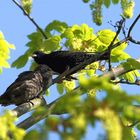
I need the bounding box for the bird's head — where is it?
[32,51,45,63]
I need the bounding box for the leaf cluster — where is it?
[1,0,140,139]
[0,32,15,73]
[0,111,25,140]
[82,0,135,25]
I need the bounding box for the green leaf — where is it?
[97,29,116,45]
[61,28,74,39]
[27,32,43,50]
[111,51,130,62]
[0,59,10,68]
[86,69,95,76]
[45,89,50,96]
[121,0,135,18]
[57,84,64,94]
[104,0,111,8]
[12,54,28,68]
[21,0,32,14]
[82,0,90,3]
[121,71,135,82]
[0,67,2,74]
[90,0,103,25]
[123,106,140,120]
[63,80,75,92]
[127,58,140,69]
[45,20,68,35]
[95,108,122,140]
[43,35,61,51]
[113,42,127,51]
[122,127,135,140]
[62,24,98,51]
[0,111,25,140]
[112,0,119,4]
[80,24,94,40]
[8,44,15,49]
[27,32,42,41]
[24,130,40,140]
[119,59,140,82]
[0,31,15,72]
[136,123,140,130]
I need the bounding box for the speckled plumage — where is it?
[32,51,108,76]
[0,65,53,106]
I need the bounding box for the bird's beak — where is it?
[31,54,37,58]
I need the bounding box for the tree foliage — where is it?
[0,32,15,73]
[82,0,135,25]
[0,0,140,140]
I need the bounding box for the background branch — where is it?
[108,18,125,70]
[12,97,46,117]
[112,80,140,86]
[17,87,82,129]
[16,57,140,130]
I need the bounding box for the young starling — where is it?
[32,51,108,77]
[0,65,53,106]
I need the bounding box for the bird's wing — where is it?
[15,71,34,82]
[4,71,35,93]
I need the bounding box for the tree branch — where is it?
[12,97,46,117]
[112,79,140,86]
[16,56,140,130]
[12,0,48,39]
[127,14,140,44]
[17,87,82,129]
[108,18,125,70]
[11,13,140,130]
[127,14,140,37]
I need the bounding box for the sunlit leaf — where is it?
[104,0,111,8]
[112,0,119,4]
[12,54,28,68]
[24,130,40,140]
[121,0,135,18]
[111,51,130,62]
[43,35,61,51]
[57,84,64,94]
[95,108,122,140]
[21,0,32,14]
[45,20,68,35]
[0,31,15,73]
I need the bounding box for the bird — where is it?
[0,65,53,106]
[32,50,108,79]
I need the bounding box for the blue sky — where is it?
[0,0,140,139]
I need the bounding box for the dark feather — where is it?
[32,51,108,76]
[0,65,53,106]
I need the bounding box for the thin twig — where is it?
[127,120,140,127]
[12,0,47,39]
[127,14,140,37]
[112,80,140,86]
[127,14,140,44]
[108,18,125,71]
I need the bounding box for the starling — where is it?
[0,65,53,106]
[32,51,108,77]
